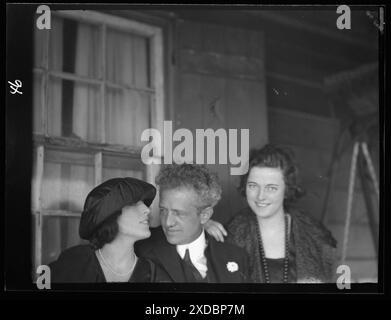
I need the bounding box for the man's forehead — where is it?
[159,187,200,207]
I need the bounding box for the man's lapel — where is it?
[205,235,242,283]
[153,241,186,283]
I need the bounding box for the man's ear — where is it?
[200,206,213,225]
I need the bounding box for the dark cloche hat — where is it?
[79,177,156,240]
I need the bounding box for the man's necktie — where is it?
[183,248,204,281]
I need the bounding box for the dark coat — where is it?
[226,207,337,283]
[135,227,251,283]
[49,244,169,283]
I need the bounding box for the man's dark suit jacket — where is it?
[135,227,251,283]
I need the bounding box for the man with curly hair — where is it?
[135,164,251,283]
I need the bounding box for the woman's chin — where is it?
[251,208,276,220]
[139,229,151,240]
[122,228,151,241]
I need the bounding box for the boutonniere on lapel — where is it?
[226,261,239,273]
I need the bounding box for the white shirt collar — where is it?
[176,230,207,261]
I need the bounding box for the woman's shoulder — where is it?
[291,210,337,248]
[228,207,253,226]
[51,244,97,266]
[226,207,256,247]
[49,244,101,282]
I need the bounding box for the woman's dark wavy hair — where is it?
[238,144,305,210]
[89,210,122,249]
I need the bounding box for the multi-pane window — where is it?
[32,10,164,270]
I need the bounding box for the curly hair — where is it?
[238,144,305,209]
[89,210,122,249]
[155,164,222,209]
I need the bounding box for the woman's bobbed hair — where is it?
[89,210,122,249]
[238,144,305,210]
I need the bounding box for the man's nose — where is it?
[164,212,176,227]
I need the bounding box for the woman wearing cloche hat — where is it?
[49,177,169,283]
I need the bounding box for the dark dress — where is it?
[49,244,170,283]
[226,207,337,283]
[265,258,297,283]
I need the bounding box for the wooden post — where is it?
[320,127,344,223]
[32,145,44,273]
[361,142,379,199]
[94,151,103,186]
[357,151,379,258]
[100,24,106,144]
[341,141,360,265]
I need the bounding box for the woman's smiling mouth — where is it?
[255,202,270,208]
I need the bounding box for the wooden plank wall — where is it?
[173,19,268,224]
[269,107,378,282]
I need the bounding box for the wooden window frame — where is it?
[32,10,164,271]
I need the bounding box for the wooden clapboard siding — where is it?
[176,73,204,130]
[174,20,268,223]
[179,50,264,81]
[268,108,339,152]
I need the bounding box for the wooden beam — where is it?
[54,10,161,37]
[179,48,264,82]
[266,37,356,72]
[33,134,143,157]
[32,145,44,276]
[33,212,42,275]
[37,69,156,94]
[33,210,82,217]
[253,11,375,49]
[100,24,107,144]
[32,145,44,211]
[151,27,165,150]
[267,71,323,90]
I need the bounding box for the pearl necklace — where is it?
[257,214,290,283]
[98,249,137,277]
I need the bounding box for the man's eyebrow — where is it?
[159,207,181,212]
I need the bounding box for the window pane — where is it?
[49,16,101,79]
[72,81,101,142]
[103,168,144,182]
[41,215,88,265]
[48,78,101,141]
[47,77,62,137]
[106,28,150,88]
[33,73,43,134]
[41,149,95,212]
[105,87,150,146]
[102,154,144,181]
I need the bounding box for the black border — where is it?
[4,2,389,300]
